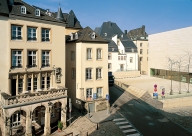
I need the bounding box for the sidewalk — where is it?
[51,109,124,136]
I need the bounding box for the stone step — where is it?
[119,125,132,129]
[126,133,140,136]
[113,118,126,121]
[116,121,129,125]
[123,129,136,133]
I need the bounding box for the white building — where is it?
[95,21,138,73]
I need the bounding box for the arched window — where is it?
[21,6,26,14]
[35,9,40,16]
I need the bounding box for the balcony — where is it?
[1,87,67,107]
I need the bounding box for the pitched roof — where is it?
[0,0,9,15]
[127,25,148,40]
[66,10,82,29]
[66,26,108,43]
[96,21,137,51]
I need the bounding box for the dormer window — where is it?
[91,32,96,39]
[35,9,40,16]
[75,32,78,39]
[21,6,26,14]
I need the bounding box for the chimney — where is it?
[142,25,145,35]
[108,21,112,28]
[124,30,127,35]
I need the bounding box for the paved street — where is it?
[109,85,192,136]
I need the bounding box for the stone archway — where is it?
[32,105,46,136]
[10,110,26,136]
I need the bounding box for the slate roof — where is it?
[0,0,82,28]
[96,21,137,52]
[66,26,108,43]
[9,0,64,24]
[0,0,9,15]
[127,25,148,40]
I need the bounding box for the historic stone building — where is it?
[127,25,148,75]
[66,27,109,113]
[0,0,83,135]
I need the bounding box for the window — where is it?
[47,76,50,89]
[140,57,143,62]
[130,57,133,63]
[71,51,75,60]
[108,53,112,60]
[124,56,126,60]
[87,48,92,59]
[96,68,102,79]
[27,27,37,41]
[97,87,102,98]
[41,77,45,90]
[112,48,114,51]
[33,78,37,91]
[35,9,40,16]
[42,28,50,41]
[11,112,21,128]
[27,78,31,91]
[140,49,143,54]
[12,50,22,68]
[21,6,26,14]
[118,56,120,61]
[140,43,142,47]
[71,68,76,79]
[86,88,92,100]
[12,25,22,40]
[18,79,23,93]
[131,48,134,52]
[121,56,123,60]
[42,51,50,67]
[97,49,102,59]
[28,51,37,68]
[108,63,112,69]
[86,68,92,80]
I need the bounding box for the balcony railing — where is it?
[1,88,67,106]
[26,64,37,68]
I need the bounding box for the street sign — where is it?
[106,94,109,100]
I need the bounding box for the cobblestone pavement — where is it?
[160,106,192,133]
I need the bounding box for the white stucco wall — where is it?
[148,26,192,75]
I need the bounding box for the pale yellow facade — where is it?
[133,40,148,75]
[66,42,109,112]
[0,16,67,136]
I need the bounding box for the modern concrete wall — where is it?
[148,26,192,75]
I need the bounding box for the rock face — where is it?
[96,101,107,111]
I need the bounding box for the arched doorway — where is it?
[10,110,26,136]
[32,105,45,135]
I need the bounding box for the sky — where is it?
[24,0,192,35]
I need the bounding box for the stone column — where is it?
[25,111,32,136]
[61,103,67,129]
[3,110,10,136]
[16,75,18,95]
[31,74,34,93]
[44,106,51,136]
[24,74,27,91]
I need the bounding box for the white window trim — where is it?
[27,27,37,41]
[86,88,93,99]
[33,77,37,91]
[86,68,92,80]
[21,6,26,14]
[97,48,102,60]
[12,25,22,40]
[35,9,40,16]
[28,51,37,67]
[108,63,112,70]
[96,68,102,79]
[42,28,50,42]
[130,57,133,63]
[42,51,50,67]
[12,50,22,68]
[18,79,23,93]
[97,87,102,98]
[11,112,21,128]
[87,48,92,60]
